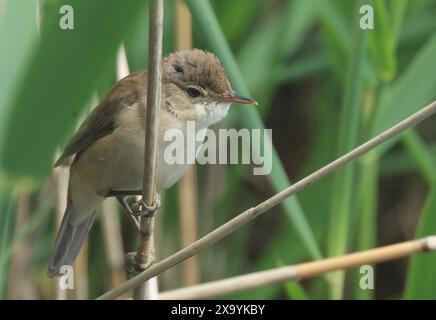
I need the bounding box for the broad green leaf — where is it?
[0,0,148,184]
[0,6,36,295]
[399,9,436,47]
[0,0,37,144]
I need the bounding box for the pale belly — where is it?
[107,134,190,192]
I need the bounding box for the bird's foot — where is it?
[124,250,156,274]
[124,252,137,274]
[131,194,161,217]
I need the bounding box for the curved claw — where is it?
[130,194,161,217]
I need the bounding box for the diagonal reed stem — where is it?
[158,236,436,300]
[97,100,436,300]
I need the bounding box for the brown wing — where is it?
[54,71,146,167]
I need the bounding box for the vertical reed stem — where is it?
[133,0,164,300]
[175,0,200,286]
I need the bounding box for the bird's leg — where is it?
[136,193,161,217]
[124,249,156,273]
[110,192,161,274]
[129,193,161,273]
[116,196,140,231]
[107,189,161,217]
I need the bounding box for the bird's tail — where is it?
[47,200,97,277]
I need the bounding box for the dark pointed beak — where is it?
[223,91,258,105]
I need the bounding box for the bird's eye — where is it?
[187,87,202,98]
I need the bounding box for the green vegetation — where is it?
[1,0,436,299]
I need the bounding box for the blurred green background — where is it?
[1,0,436,299]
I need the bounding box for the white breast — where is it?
[195,102,230,128]
[156,103,230,189]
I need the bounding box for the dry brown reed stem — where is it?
[101,199,127,293]
[158,236,436,299]
[97,97,436,300]
[7,193,37,299]
[175,0,200,286]
[178,166,200,285]
[74,242,88,299]
[133,0,164,300]
[116,45,130,81]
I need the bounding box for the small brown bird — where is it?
[48,49,257,276]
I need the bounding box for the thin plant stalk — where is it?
[74,241,89,299]
[116,45,130,80]
[101,198,127,294]
[158,236,436,300]
[175,0,200,286]
[354,152,378,300]
[178,166,200,285]
[133,0,164,300]
[6,193,38,299]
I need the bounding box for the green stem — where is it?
[354,152,378,300]
[327,1,367,299]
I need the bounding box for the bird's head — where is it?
[162,49,257,126]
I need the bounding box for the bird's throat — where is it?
[194,102,230,128]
